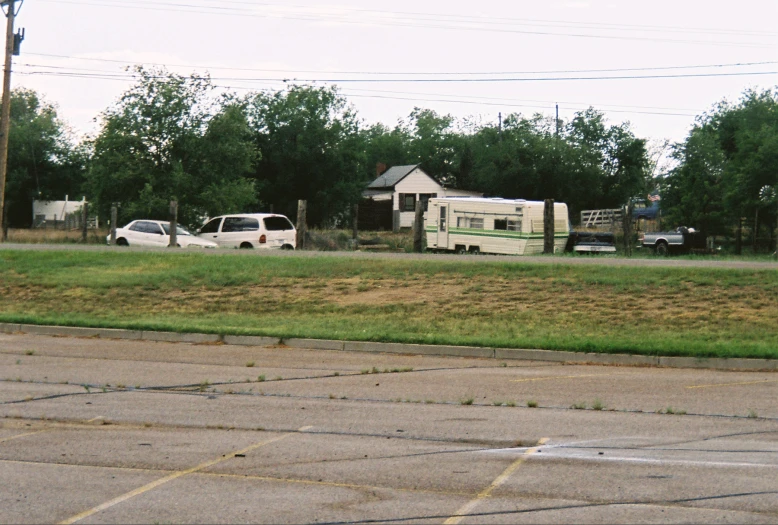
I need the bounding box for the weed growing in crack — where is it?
[527,400,538,408]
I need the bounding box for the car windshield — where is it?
[161,224,192,236]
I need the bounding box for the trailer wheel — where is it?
[455,245,467,255]
[469,246,480,255]
[655,241,669,256]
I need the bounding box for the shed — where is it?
[360,164,481,230]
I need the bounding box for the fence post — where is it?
[543,199,555,254]
[392,209,400,233]
[169,200,178,248]
[110,205,117,245]
[413,201,424,253]
[81,202,88,242]
[296,200,307,250]
[352,203,359,250]
[622,203,634,256]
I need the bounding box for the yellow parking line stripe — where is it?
[443,438,549,525]
[0,429,49,444]
[58,426,312,525]
[510,374,607,383]
[686,379,778,389]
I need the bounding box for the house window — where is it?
[419,193,436,211]
[401,193,416,212]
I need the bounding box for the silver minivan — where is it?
[197,214,296,249]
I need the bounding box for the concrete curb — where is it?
[344,341,494,359]
[284,338,344,351]
[0,323,22,333]
[495,348,662,367]
[224,335,282,347]
[1,323,776,371]
[140,331,221,344]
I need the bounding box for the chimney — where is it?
[376,162,388,178]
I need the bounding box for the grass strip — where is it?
[1,250,777,359]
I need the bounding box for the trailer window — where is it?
[457,217,483,229]
[495,218,521,231]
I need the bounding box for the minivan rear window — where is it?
[264,216,294,231]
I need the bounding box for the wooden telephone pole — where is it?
[0,0,21,241]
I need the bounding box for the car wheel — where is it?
[116,238,129,246]
[240,242,254,249]
[655,241,669,256]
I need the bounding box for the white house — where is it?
[31,196,96,228]
[361,164,482,230]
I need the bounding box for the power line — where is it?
[9,68,706,118]
[37,0,776,48]
[17,63,778,84]
[25,53,778,77]
[48,0,778,38]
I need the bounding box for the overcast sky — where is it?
[13,0,778,145]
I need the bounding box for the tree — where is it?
[4,88,83,228]
[565,108,651,210]
[244,85,365,227]
[87,67,257,228]
[662,89,778,241]
[661,127,727,235]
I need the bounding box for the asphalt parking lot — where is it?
[1,332,777,524]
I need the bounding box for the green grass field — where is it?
[1,249,777,359]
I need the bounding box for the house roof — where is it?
[367,164,420,189]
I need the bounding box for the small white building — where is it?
[32,196,95,228]
[360,164,481,230]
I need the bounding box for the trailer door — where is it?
[437,205,449,248]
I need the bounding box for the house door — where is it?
[437,205,449,248]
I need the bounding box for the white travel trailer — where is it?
[425,197,570,255]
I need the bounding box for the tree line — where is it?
[4,67,777,245]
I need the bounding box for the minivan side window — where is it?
[223,217,259,232]
[199,218,222,234]
[264,216,294,231]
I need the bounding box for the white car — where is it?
[197,214,296,249]
[108,220,219,248]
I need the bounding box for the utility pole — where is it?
[0,0,22,241]
[498,112,502,141]
[555,104,560,136]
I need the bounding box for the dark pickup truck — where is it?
[640,227,707,255]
